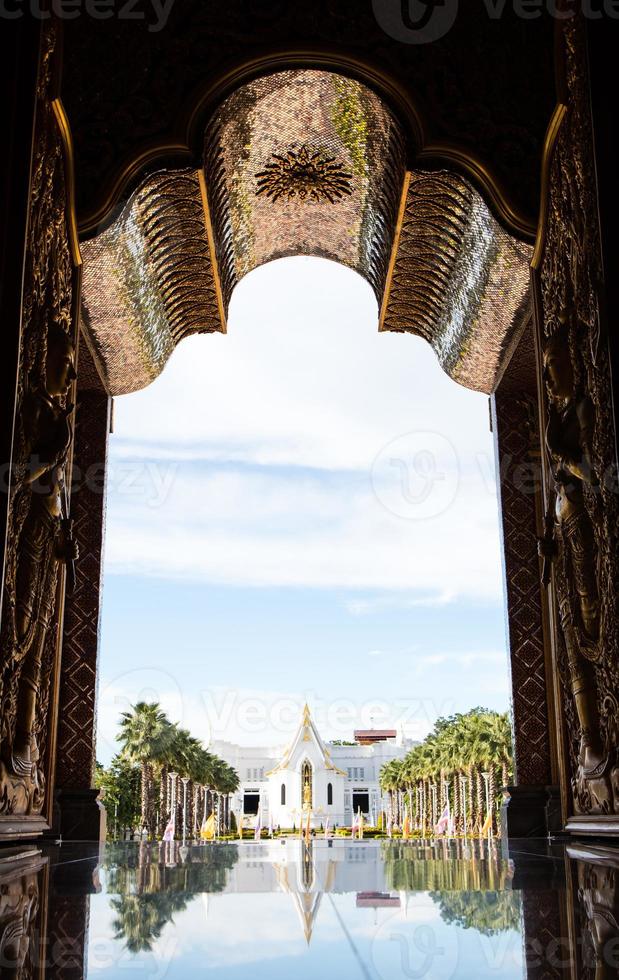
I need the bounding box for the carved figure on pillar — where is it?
[539,322,611,807]
[12,322,77,775]
[1,323,77,816]
[0,21,81,832]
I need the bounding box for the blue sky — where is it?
[97,257,510,764]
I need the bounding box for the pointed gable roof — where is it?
[266,704,346,776]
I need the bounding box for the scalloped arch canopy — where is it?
[80,70,531,397]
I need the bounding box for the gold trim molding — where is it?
[531,103,568,272]
[198,171,227,334]
[51,98,82,268]
[379,171,411,331]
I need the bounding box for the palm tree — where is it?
[216,762,240,831]
[385,708,514,839]
[117,702,173,833]
[165,726,202,837]
[380,759,403,826]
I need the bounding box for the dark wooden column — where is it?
[0,19,41,612]
[492,323,559,837]
[54,337,110,840]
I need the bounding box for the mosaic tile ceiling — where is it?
[80,70,531,397]
[381,171,532,393]
[204,70,407,308]
[81,170,225,396]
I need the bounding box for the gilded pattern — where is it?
[538,18,619,817]
[380,171,532,395]
[255,147,353,204]
[81,170,225,397]
[0,24,78,823]
[0,851,45,977]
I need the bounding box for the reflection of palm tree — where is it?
[110,892,191,953]
[429,890,521,935]
[381,841,513,894]
[105,842,239,895]
[106,842,240,952]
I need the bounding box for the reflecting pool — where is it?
[86,839,527,979]
[11,835,619,978]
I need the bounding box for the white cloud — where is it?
[103,459,502,598]
[111,257,494,473]
[95,677,465,763]
[345,592,456,615]
[105,258,501,599]
[418,651,504,666]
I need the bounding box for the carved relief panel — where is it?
[0,24,80,837]
[534,18,619,826]
[0,848,48,978]
[566,844,619,978]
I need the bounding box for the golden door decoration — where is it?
[0,23,81,835]
[534,17,619,825]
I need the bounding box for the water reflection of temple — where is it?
[4,839,619,974]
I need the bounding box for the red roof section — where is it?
[354,729,397,743]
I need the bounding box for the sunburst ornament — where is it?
[255,146,353,204]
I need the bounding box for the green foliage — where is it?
[95,755,141,835]
[331,77,369,180]
[379,708,513,837]
[104,843,239,951]
[382,841,515,897]
[379,708,513,792]
[430,890,521,935]
[98,701,240,840]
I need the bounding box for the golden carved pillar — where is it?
[0,21,81,840]
[532,14,619,834]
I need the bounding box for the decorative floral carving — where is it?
[255,147,353,204]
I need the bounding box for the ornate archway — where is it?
[80,68,531,396]
[1,10,618,867]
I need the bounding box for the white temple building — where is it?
[210,704,415,828]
